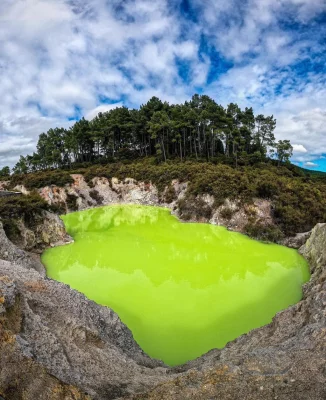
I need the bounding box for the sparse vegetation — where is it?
[244,205,257,217]
[66,192,78,211]
[244,222,284,242]
[164,185,177,203]
[0,192,51,240]
[89,190,104,205]
[220,207,234,220]
[9,170,74,190]
[178,196,213,221]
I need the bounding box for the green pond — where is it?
[42,205,310,366]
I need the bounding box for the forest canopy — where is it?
[9,95,293,174]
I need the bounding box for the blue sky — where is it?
[0,0,325,170]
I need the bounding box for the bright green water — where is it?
[42,205,310,366]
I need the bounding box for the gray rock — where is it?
[282,230,312,249]
[0,222,45,275]
[18,176,274,240]
[0,259,168,400]
[0,207,326,399]
[126,222,326,400]
[11,210,73,253]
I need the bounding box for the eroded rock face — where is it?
[126,223,326,400]
[0,222,45,276]
[301,223,326,275]
[1,178,325,399]
[33,175,160,212]
[14,211,72,253]
[0,256,168,400]
[1,223,325,399]
[0,274,91,400]
[11,174,312,248]
[282,230,312,249]
[15,175,278,242]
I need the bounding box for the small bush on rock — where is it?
[244,222,284,242]
[66,193,78,211]
[178,196,212,221]
[164,185,176,203]
[89,190,104,205]
[220,207,234,220]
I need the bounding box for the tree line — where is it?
[2,94,293,176]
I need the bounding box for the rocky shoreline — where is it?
[0,177,325,399]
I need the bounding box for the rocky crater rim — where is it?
[0,222,324,400]
[35,178,313,368]
[1,174,324,400]
[6,173,312,250]
[3,174,314,361]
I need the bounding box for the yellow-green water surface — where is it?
[42,205,310,366]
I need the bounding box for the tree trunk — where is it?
[161,129,167,162]
[194,137,198,160]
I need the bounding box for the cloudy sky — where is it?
[0,0,325,170]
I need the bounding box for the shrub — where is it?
[10,170,74,190]
[66,193,78,211]
[0,192,49,221]
[50,201,66,215]
[164,185,176,203]
[89,189,104,205]
[3,219,20,242]
[220,207,234,220]
[256,182,280,199]
[244,222,284,243]
[178,196,212,221]
[89,180,95,188]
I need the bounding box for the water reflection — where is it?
[43,205,310,366]
[65,205,163,235]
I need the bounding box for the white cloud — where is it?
[191,0,326,62]
[272,104,326,162]
[85,103,124,121]
[0,0,325,168]
[0,116,72,167]
[304,161,318,167]
[0,0,196,166]
[293,144,308,153]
